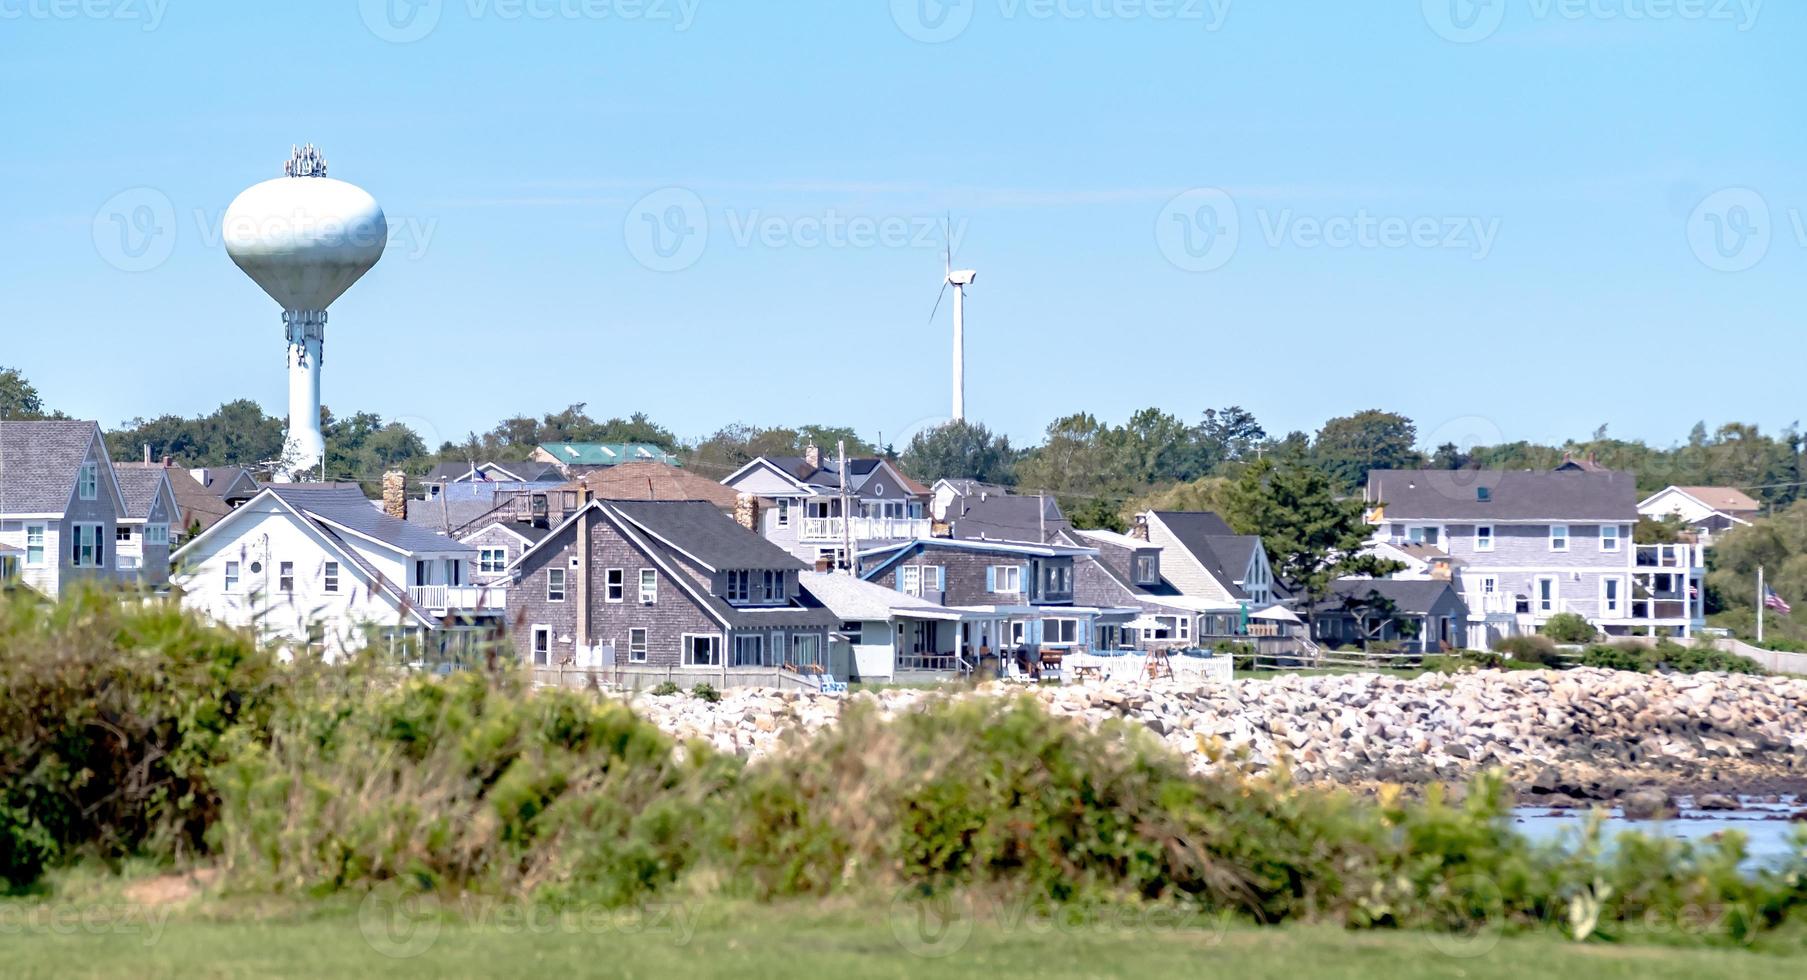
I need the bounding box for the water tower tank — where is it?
[223,145,386,481]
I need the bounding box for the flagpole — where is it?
[1757,565,1765,645]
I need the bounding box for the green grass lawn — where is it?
[4,896,1803,979]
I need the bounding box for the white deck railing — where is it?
[408,585,507,611]
[800,517,931,542]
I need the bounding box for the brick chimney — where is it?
[734,493,762,533]
[382,471,407,521]
[804,443,821,470]
[1129,513,1151,542]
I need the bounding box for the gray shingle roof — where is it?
[0,420,104,515]
[948,494,1069,543]
[269,487,474,554]
[1317,579,1464,616]
[607,500,805,571]
[113,467,168,520]
[1368,469,1639,521]
[1151,512,1271,601]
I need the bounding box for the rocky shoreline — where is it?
[628,667,1807,807]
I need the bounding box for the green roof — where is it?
[537,443,681,467]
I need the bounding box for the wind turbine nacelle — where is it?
[948,269,978,286]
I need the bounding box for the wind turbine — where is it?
[929,222,977,422]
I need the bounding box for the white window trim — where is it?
[776,499,790,527]
[478,548,509,574]
[1600,575,1626,618]
[547,568,567,603]
[278,562,295,593]
[628,627,648,663]
[71,523,103,568]
[1549,525,1569,552]
[726,570,750,604]
[531,625,552,666]
[1535,575,1559,615]
[1599,524,1621,553]
[78,463,99,502]
[605,568,625,603]
[24,523,46,567]
[1473,525,1494,553]
[323,561,340,594]
[225,560,241,593]
[640,569,658,604]
[681,633,723,668]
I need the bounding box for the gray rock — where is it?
[1619,789,1679,821]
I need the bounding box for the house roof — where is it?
[742,455,929,497]
[608,500,805,572]
[1316,579,1464,616]
[567,461,743,511]
[192,467,260,499]
[1670,486,1762,514]
[268,487,474,554]
[947,493,1069,543]
[112,466,171,520]
[0,420,113,515]
[425,460,562,484]
[1150,512,1267,601]
[1367,470,1639,522]
[539,443,680,467]
[144,465,231,532]
[1073,528,1157,551]
[798,571,964,622]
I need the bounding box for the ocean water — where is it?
[1511,796,1805,870]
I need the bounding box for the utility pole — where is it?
[839,440,854,574]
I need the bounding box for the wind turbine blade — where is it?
[929,280,950,324]
[944,212,953,276]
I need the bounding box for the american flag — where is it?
[1765,587,1792,616]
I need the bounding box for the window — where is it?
[1408,526,1441,546]
[776,499,790,527]
[1480,575,1498,596]
[70,524,103,568]
[733,634,764,667]
[902,565,921,596]
[479,548,508,574]
[628,628,648,663]
[278,562,295,592]
[1474,525,1494,552]
[792,633,821,667]
[1044,619,1079,645]
[25,525,45,567]
[414,560,429,584]
[547,568,566,603]
[990,564,1022,594]
[1044,563,1071,595]
[639,569,657,604]
[532,626,551,666]
[1132,554,1158,584]
[1536,576,1558,615]
[78,463,98,501]
[1476,487,1492,502]
[761,570,783,603]
[1549,525,1569,552]
[683,634,722,667]
[606,568,624,602]
[324,561,340,594]
[726,570,750,603]
[1602,576,1624,617]
[1010,621,1026,645]
[1600,525,1621,553]
[145,525,167,545]
[841,621,863,645]
[116,525,133,542]
[225,561,240,592]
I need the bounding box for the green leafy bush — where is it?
[690,683,722,703]
[0,588,278,887]
[1494,634,1563,667]
[1580,642,1651,673]
[1541,613,1597,644]
[649,681,682,696]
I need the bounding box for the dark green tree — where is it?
[899,420,1015,486]
[1312,410,1422,491]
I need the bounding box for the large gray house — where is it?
[0,420,133,597]
[1367,468,1706,648]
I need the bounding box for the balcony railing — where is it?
[1636,544,1701,569]
[409,585,507,612]
[800,517,931,542]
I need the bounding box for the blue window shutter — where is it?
[935,566,946,591]
[895,569,904,592]
[986,566,996,593]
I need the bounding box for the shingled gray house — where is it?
[112,464,181,587]
[1367,468,1706,648]
[0,420,132,597]
[505,499,838,683]
[1311,579,1468,653]
[722,448,931,568]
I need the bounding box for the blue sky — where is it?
[2,0,1801,453]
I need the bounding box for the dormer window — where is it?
[1132,554,1158,585]
[78,463,99,501]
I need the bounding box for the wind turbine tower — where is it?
[930,229,978,422]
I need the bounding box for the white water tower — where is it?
[223,145,387,481]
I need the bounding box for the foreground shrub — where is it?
[213,670,734,905]
[1495,634,1563,666]
[1580,640,1765,676]
[0,588,278,887]
[1541,613,1597,645]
